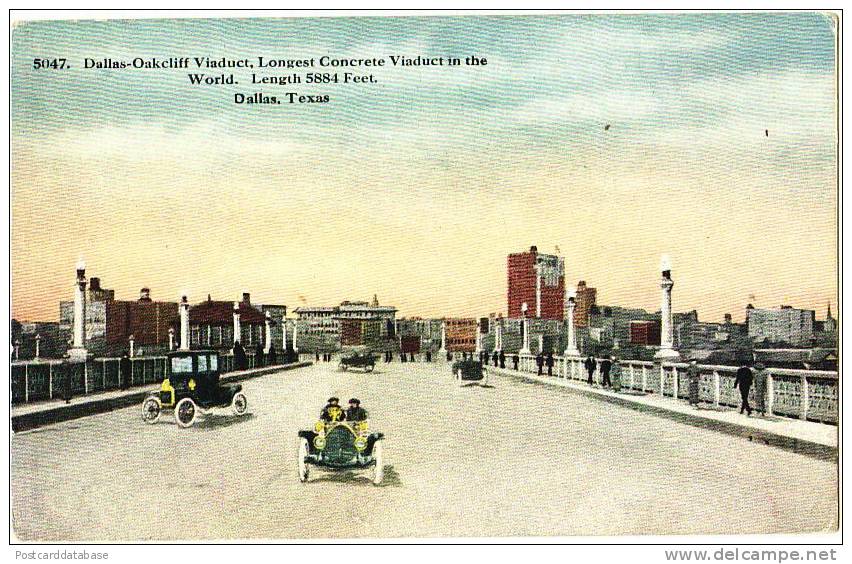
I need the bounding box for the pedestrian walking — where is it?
[267,345,277,365]
[753,362,768,417]
[61,357,73,404]
[600,356,612,387]
[234,341,248,370]
[687,358,701,409]
[499,350,506,369]
[426,350,432,362]
[409,352,415,363]
[536,352,544,375]
[119,351,131,390]
[512,354,519,370]
[255,341,265,367]
[584,355,597,385]
[611,358,622,392]
[546,352,554,376]
[734,362,754,416]
[492,350,499,367]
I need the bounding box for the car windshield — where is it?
[170,356,193,374]
[198,354,208,372]
[209,354,218,371]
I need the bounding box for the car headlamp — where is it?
[355,421,368,433]
[354,436,368,451]
[314,421,325,433]
[313,436,326,450]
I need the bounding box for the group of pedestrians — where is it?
[583,355,623,392]
[684,358,769,417]
[478,350,507,369]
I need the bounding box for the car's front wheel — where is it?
[481,368,489,386]
[232,392,248,416]
[141,397,161,424]
[365,364,374,373]
[371,441,384,485]
[297,438,309,482]
[456,369,464,385]
[175,398,197,428]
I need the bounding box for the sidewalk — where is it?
[11,361,311,432]
[491,366,837,460]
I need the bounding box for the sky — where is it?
[11,13,838,323]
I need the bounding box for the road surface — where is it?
[11,360,838,540]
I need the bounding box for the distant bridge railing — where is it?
[10,352,272,405]
[504,353,837,425]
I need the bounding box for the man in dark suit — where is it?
[734,363,754,415]
[119,351,131,390]
[546,352,554,376]
[536,353,544,375]
[584,356,597,385]
[600,356,612,388]
[499,350,506,369]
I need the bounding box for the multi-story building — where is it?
[574,280,597,329]
[444,318,478,352]
[59,277,114,355]
[630,320,661,346]
[746,304,815,346]
[294,298,397,352]
[188,293,266,350]
[507,245,565,320]
[397,317,443,353]
[105,288,178,354]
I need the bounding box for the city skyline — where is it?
[11,14,838,323]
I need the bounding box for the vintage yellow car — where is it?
[297,418,385,485]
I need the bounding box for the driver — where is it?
[320,397,345,422]
[345,398,368,421]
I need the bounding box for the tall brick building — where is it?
[574,280,597,328]
[507,245,565,320]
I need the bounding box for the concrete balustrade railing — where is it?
[499,353,838,425]
[10,352,274,405]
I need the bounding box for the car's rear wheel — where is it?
[365,364,374,373]
[231,392,248,416]
[371,441,384,485]
[338,363,347,371]
[141,397,161,424]
[297,438,309,482]
[175,398,197,428]
[456,369,464,386]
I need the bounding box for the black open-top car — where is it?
[297,419,385,484]
[141,350,248,428]
[338,351,375,372]
[451,358,489,386]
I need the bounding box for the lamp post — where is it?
[35,334,41,360]
[14,338,20,360]
[564,295,580,356]
[655,257,680,360]
[168,327,175,351]
[68,260,89,361]
[179,295,190,351]
[264,311,272,354]
[128,334,135,358]
[232,301,241,351]
[520,302,531,354]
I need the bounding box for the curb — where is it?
[11,362,312,433]
[493,367,837,462]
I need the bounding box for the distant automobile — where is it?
[141,350,248,428]
[338,351,376,372]
[297,419,385,485]
[451,358,489,386]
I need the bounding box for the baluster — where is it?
[84,362,89,394]
[659,364,665,396]
[24,365,29,403]
[49,363,53,399]
[672,366,679,399]
[800,375,809,421]
[641,365,647,392]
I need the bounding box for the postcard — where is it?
[9,11,839,543]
